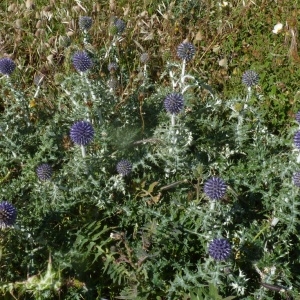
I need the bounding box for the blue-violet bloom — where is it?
[204,177,227,200]
[72,51,93,72]
[0,201,17,228]
[293,172,300,187]
[0,57,16,76]
[209,238,231,261]
[177,42,195,62]
[294,131,300,149]
[164,93,184,115]
[70,120,94,146]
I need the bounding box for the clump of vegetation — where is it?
[0,1,300,299]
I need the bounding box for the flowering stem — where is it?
[171,114,175,127]
[246,86,252,102]
[297,152,300,163]
[169,70,177,90]
[81,145,86,158]
[33,85,40,98]
[180,59,186,87]
[236,113,244,147]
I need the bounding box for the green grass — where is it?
[1,0,300,299]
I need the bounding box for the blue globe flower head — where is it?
[204,177,227,200]
[242,70,259,87]
[70,120,94,146]
[79,16,93,31]
[72,51,93,72]
[209,238,231,261]
[116,159,132,176]
[294,131,300,149]
[36,163,53,181]
[293,172,300,187]
[0,57,16,76]
[0,201,17,228]
[164,93,184,115]
[176,42,196,62]
[295,111,300,123]
[113,18,126,34]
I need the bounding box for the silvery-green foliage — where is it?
[0,12,299,300]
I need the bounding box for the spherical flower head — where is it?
[293,172,300,187]
[140,53,150,64]
[164,93,184,115]
[242,70,259,87]
[79,16,93,31]
[295,111,300,123]
[209,238,231,261]
[108,62,118,72]
[116,159,132,176]
[70,120,94,146]
[113,18,126,34]
[0,57,16,76]
[204,177,227,200]
[72,51,93,73]
[294,131,300,149]
[0,201,17,228]
[176,42,196,62]
[36,163,53,181]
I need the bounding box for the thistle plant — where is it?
[0,3,300,300]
